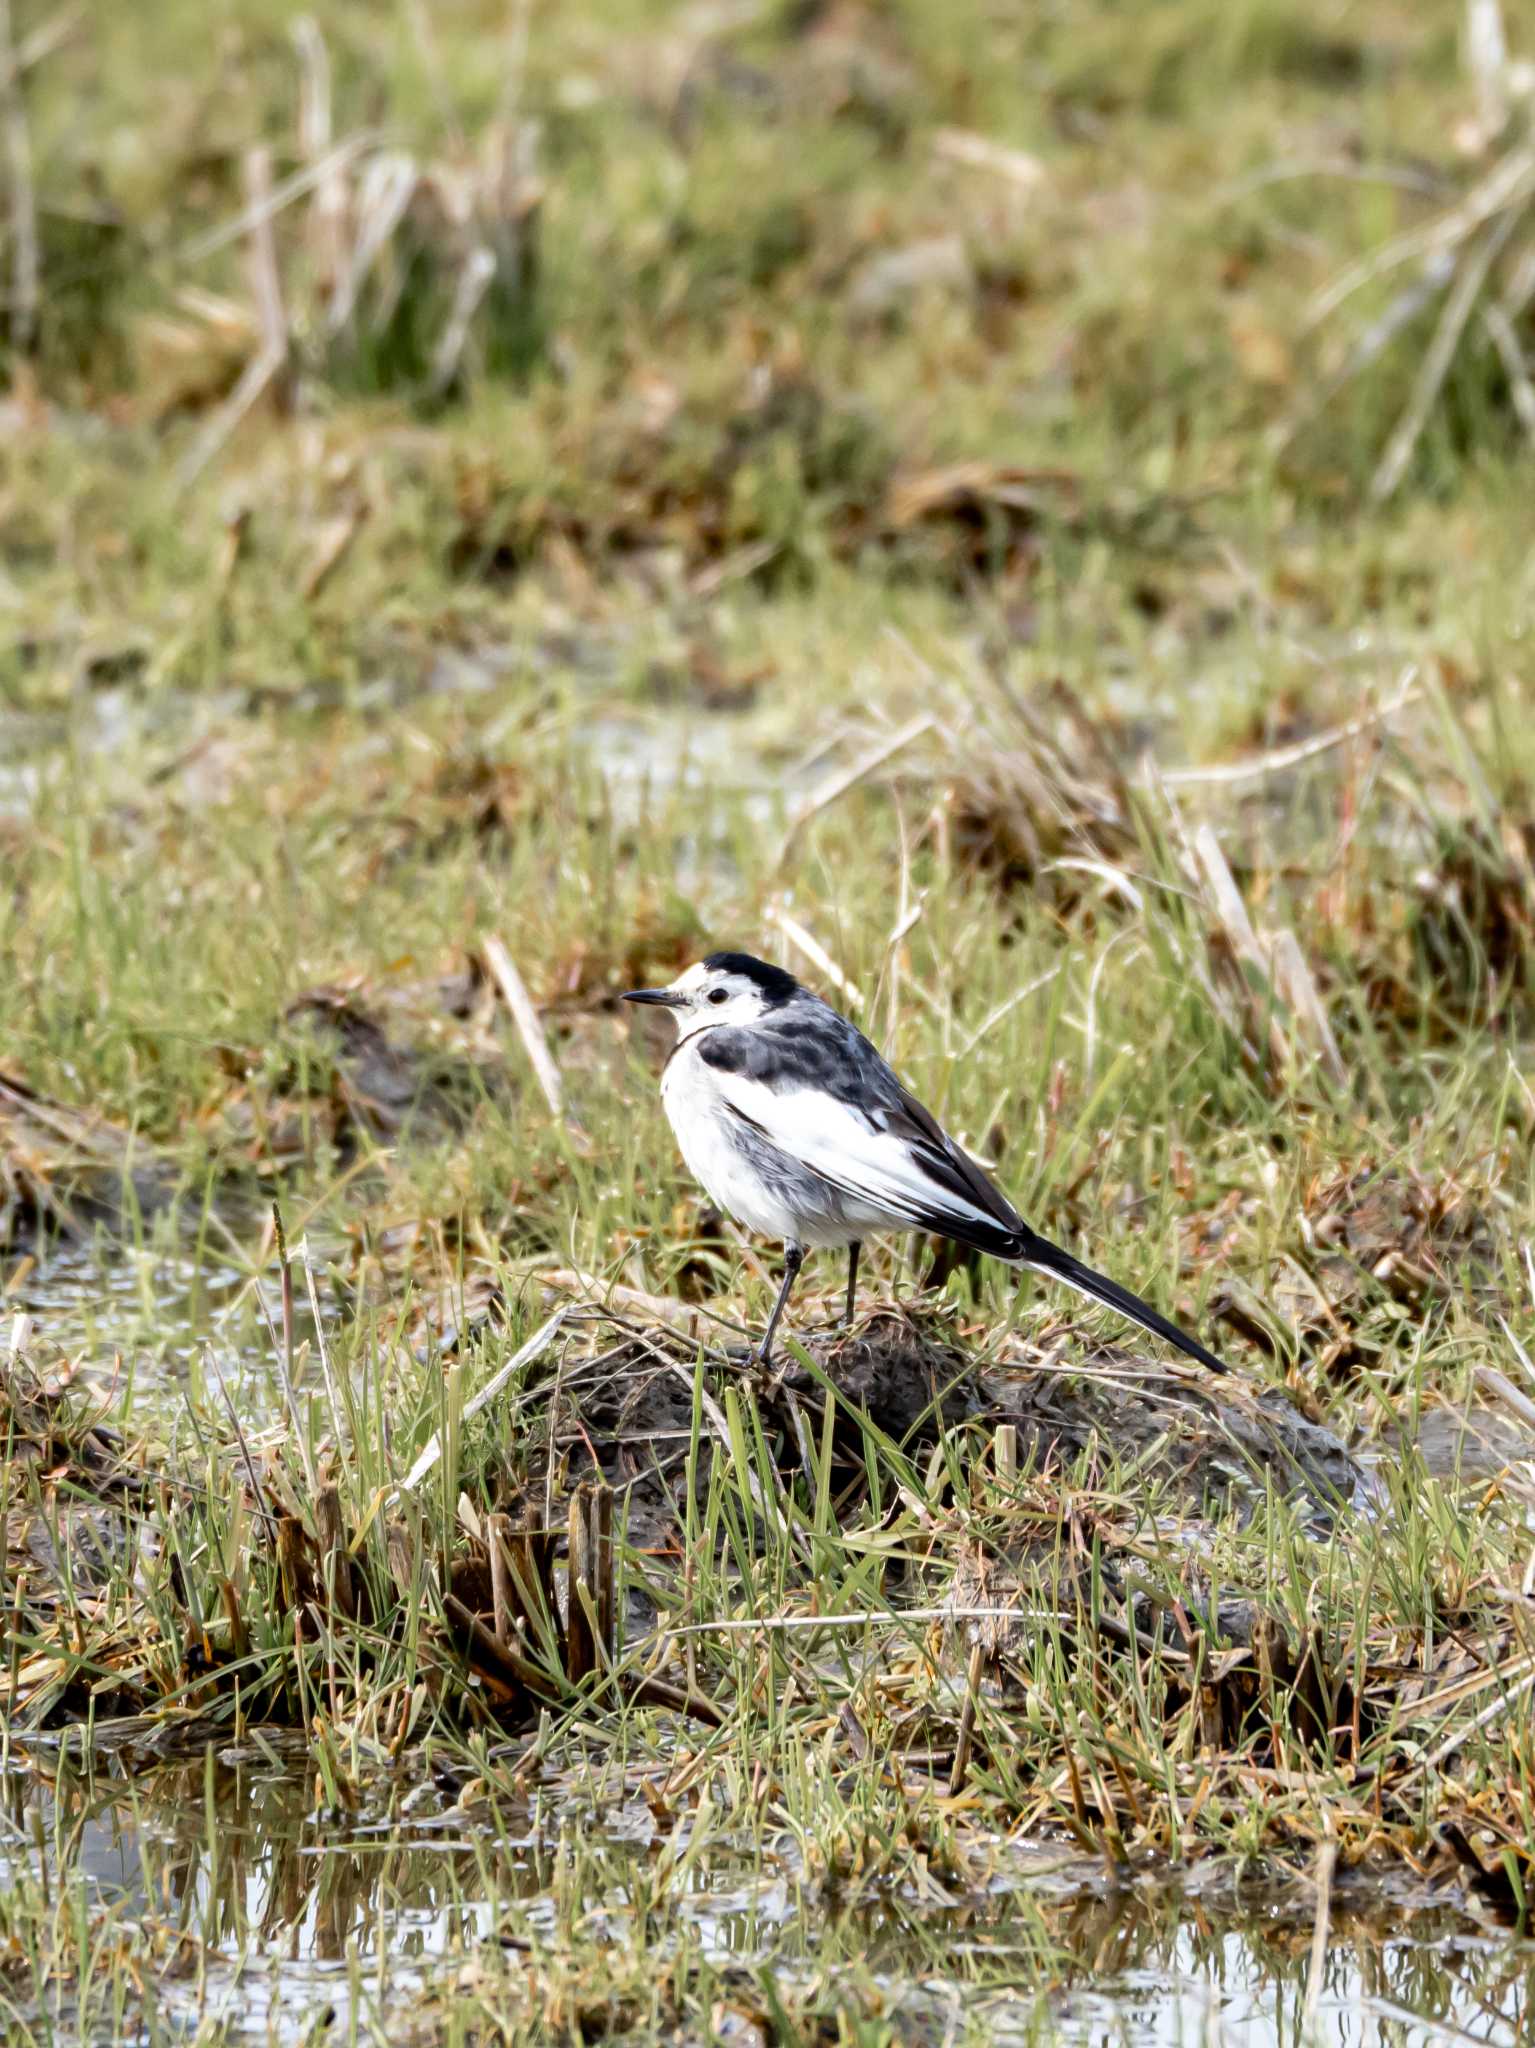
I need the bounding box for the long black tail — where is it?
[1014,1227,1226,1374]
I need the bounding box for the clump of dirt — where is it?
[0,1294,1373,1741]
[502,1302,1379,1777]
[2,952,527,1253]
[521,1303,1372,1570]
[1393,1403,1535,1487]
[982,1344,1370,1514]
[282,981,501,1145]
[208,970,509,1172]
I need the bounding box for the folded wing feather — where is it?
[707,1064,1023,1253]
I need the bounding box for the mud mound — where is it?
[533,1303,1373,1556]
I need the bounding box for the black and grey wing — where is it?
[698,1015,1226,1373]
[697,1021,1024,1252]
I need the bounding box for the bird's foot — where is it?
[716,1337,780,1371]
[747,1354,788,1404]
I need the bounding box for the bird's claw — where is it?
[748,1357,787,1403]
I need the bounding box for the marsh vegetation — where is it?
[4,0,1535,2040]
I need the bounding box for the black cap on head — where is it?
[703,951,801,1006]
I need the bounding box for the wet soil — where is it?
[535,1304,1376,1566]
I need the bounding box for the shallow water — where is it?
[2,1748,1530,2047]
[4,1184,364,1430]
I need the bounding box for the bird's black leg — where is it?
[843,1240,861,1330]
[758,1242,805,1366]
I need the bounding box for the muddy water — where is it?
[7,1200,351,1428]
[2,1750,1530,2046]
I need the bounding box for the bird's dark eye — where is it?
[708,988,728,1005]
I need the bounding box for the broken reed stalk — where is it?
[314,1484,356,1622]
[385,1519,417,1606]
[451,1492,620,1710]
[567,1499,594,1681]
[1191,823,1346,1085]
[267,1203,320,1496]
[629,1674,726,1728]
[993,1423,1019,1486]
[508,1510,564,1666]
[488,1510,514,1645]
[561,1482,617,1685]
[594,1482,614,1663]
[444,1593,562,1705]
[948,1641,986,1797]
[568,1490,605,1679]
[482,934,572,1125]
[219,1578,250,1661]
[276,1516,312,1615]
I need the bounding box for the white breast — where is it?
[660,1037,812,1243]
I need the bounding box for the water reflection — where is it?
[3,1751,1531,2047]
[1040,1886,1529,2046]
[5,1750,531,1965]
[9,1213,343,1426]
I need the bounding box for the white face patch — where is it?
[667,962,772,1037]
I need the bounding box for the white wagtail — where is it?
[623,951,1225,1372]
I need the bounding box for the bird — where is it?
[622,950,1225,1373]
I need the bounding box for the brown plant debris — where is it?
[923,681,1139,915]
[1212,1164,1502,1375]
[0,1069,176,1249]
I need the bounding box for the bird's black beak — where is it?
[621,987,686,1007]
